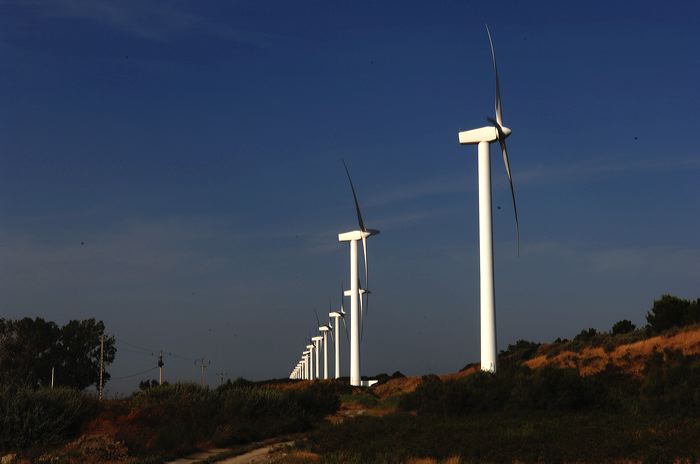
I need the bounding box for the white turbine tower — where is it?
[306,344,315,380]
[457,26,519,373]
[328,287,349,379]
[319,325,330,379]
[339,161,379,387]
[312,336,323,380]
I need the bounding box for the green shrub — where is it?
[0,386,97,451]
[640,349,700,415]
[646,295,699,334]
[612,319,636,336]
[116,381,343,457]
[499,339,541,364]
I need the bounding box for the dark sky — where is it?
[1,0,698,392]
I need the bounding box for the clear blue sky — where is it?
[1,0,698,392]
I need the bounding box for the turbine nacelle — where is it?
[458,125,511,145]
[319,326,330,332]
[344,288,370,297]
[329,311,341,318]
[338,229,380,242]
[311,336,323,342]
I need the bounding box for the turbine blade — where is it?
[315,310,320,329]
[342,159,366,232]
[485,24,503,126]
[340,283,346,314]
[361,235,369,292]
[342,316,349,344]
[499,138,520,255]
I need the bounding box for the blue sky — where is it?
[1,0,698,392]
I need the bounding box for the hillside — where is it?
[525,324,700,376]
[371,324,700,399]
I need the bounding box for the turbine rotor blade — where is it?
[485,24,503,126]
[498,137,520,254]
[342,316,349,344]
[342,159,366,232]
[487,117,520,255]
[361,235,369,292]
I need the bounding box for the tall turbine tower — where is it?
[319,325,330,379]
[312,336,323,379]
[457,26,519,373]
[306,344,315,380]
[328,310,342,378]
[339,161,379,387]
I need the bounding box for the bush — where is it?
[499,339,541,364]
[116,381,343,458]
[574,328,599,342]
[646,295,699,334]
[0,387,98,451]
[612,320,636,336]
[640,349,700,415]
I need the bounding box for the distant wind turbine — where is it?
[457,25,519,373]
[311,336,323,380]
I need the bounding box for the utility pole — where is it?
[98,334,105,400]
[158,351,164,386]
[51,366,55,389]
[195,358,210,388]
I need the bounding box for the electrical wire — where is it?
[114,337,198,363]
[110,366,158,380]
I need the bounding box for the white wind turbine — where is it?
[457,26,519,373]
[315,310,332,380]
[311,336,323,379]
[305,344,315,380]
[329,288,349,379]
[319,325,330,379]
[338,161,379,387]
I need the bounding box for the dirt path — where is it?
[215,441,294,464]
[166,440,294,464]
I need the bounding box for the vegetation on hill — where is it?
[3,294,699,463]
[299,351,700,463]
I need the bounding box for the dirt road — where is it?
[215,441,294,463]
[167,440,294,464]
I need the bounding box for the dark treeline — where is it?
[0,317,115,390]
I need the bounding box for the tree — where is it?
[57,319,116,390]
[611,319,636,336]
[0,317,116,390]
[574,328,598,342]
[0,317,60,387]
[645,295,694,334]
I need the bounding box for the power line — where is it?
[111,366,159,381]
[114,337,198,363]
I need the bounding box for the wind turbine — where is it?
[328,286,349,379]
[312,336,323,379]
[339,161,379,387]
[319,325,330,379]
[315,309,332,380]
[457,25,519,373]
[306,344,315,380]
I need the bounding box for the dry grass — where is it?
[525,326,700,376]
[372,376,422,399]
